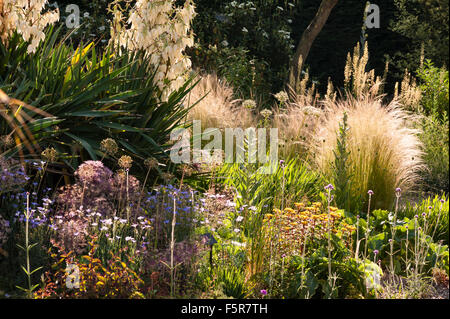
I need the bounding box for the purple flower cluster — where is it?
[52,161,145,253]
[143,184,200,246]
[0,158,29,193]
[57,161,142,218]
[13,190,53,228]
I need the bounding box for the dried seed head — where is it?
[118,155,133,169]
[161,172,174,182]
[144,157,158,170]
[100,138,118,156]
[41,147,58,162]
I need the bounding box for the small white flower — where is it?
[236,216,244,222]
[234,228,240,233]
[83,12,90,18]
[242,27,248,33]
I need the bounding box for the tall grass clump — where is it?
[273,90,323,161]
[186,72,254,129]
[314,95,424,211]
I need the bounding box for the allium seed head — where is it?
[75,161,113,186]
[144,157,158,170]
[41,147,57,162]
[100,138,118,155]
[118,155,133,169]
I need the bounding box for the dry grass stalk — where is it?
[394,69,422,113]
[344,42,384,99]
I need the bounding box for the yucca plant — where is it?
[0,27,199,177]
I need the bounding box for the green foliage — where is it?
[400,195,449,244]
[217,266,247,299]
[219,158,323,212]
[417,114,449,194]
[0,27,198,175]
[281,245,368,299]
[191,0,301,102]
[417,60,449,120]
[332,112,354,212]
[193,45,269,101]
[390,0,449,78]
[365,208,449,276]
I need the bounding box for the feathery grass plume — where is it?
[187,72,256,131]
[344,42,383,99]
[288,70,318,107]
[325,77,337,103]
[187,72,246,128]
[314,94,424,211]
[273,89,322,161]
[394,69,422,113]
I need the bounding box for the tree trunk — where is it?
[289,0,339,91]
